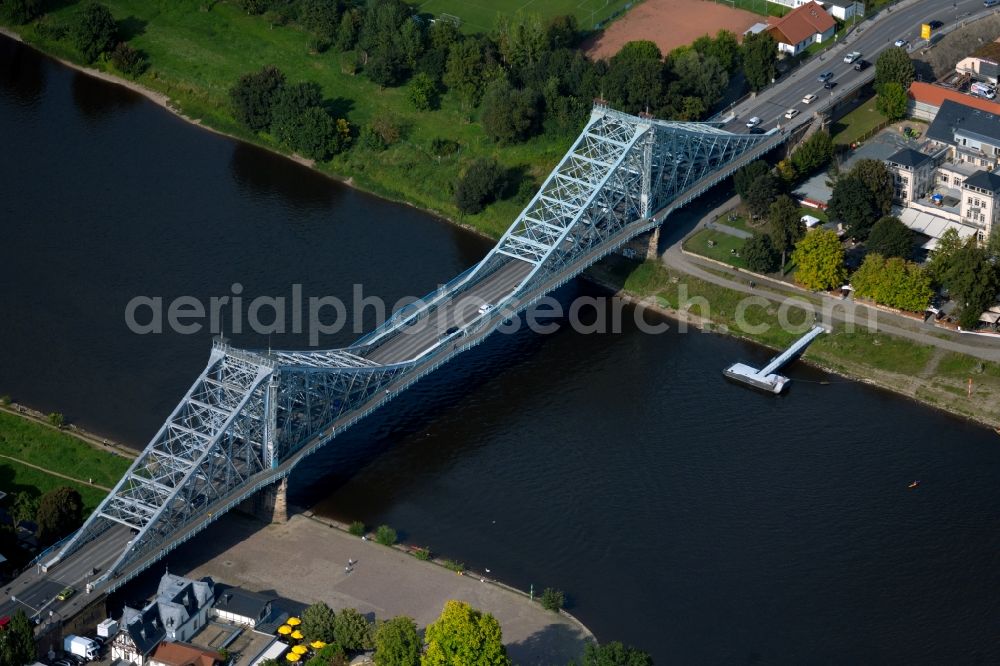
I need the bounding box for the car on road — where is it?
[802,93,817,104]
[745,116,761,128]
[927,20,943,30]
[818,71,833,82]
[894,39,909,48]
[854,59,870,72]
[784,108,800,119]
[477,303,494,315]
[987,0,1000,8]
[57,586,75,601]
[442,326,460,339]
[843,51,862,64]
[824,81,837,90]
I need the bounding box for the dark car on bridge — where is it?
[853,59,870,71]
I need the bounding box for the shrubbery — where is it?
[455,159,506,215]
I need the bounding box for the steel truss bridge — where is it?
[43,105,782,594]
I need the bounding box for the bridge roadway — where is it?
[720,0,996,135]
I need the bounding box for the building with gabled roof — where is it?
[111,572,216,666]
[149,642,223,666]
[767,2,836,56]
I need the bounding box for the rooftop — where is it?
[886,147,933,168]
[768,1,835,46]
[213,586,275,623]
[909,82,1000,116]
[150,641,222,666]
[926,99,1000,146]
[964,170,1000,192]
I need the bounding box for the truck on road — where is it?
[971,82,996,99]
[64,635,100,661]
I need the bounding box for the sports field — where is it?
[416,0,635,34]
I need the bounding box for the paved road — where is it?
[722,0,997,133]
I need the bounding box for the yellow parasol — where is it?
[278,625,292,636]
[286,617,302,626]
[292,646,308,655]
[310,641,326,650]
[291,630,304,640]
[285,653,300,663]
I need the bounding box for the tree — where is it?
[792,229,846,291]
[493,11,546,70]
[768,194,805,269]
[294,107,340,161]
[1,0,43,24]
[742,233,780,273]
[270,81,324,146]
[407,71,438,111]
[374,524,397,546]
[701,29,741,75]
[828,175,879,240]
[299,0,341,40]
[421,600,511,666]
[539,588,564,612]
[866,216,912,259]
[850,159,894,218]
[742,30,777,92]
[455,159,505,215]
[572,641,652,666]
[667,49,727,114]
[72,2,117,63]
[306,644,348,666]
[851,254,932,312]
[927,227,966,284]
[230,65,286,132]
[110,42,147,78]
[744,172,779,218]
[943,245,1000,328]
[790,131,833,176]
[301,602,338,643]
[0,610,36,666]
[545,14,578,51]
[333,608,373,651]
[443,38,486,109]
[11,492,38,525]
[481,82,539,144]
[36,486,83,546]
[373,616,419,666]
[876,81,908,121]
[733,160,770,200]
[874,46,915,92]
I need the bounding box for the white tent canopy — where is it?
[801,214,822,228]
[897,208,978,250]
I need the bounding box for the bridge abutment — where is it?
[240,478,288,524]
[645,224,661,260]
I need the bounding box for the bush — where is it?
[741,233,780,273]
[47,412,64,427]
[229,65,286,132]
[0,395,11,406]
[539,588,564,612]
[442,559,464,573]
[407,71,439,111]
[430,138,459,158]
[2,0,44,24]
[411,547,430,560]
[375,524,397,546]
[110,42,147,78]
[71,2,118,63]
[348,521,365,537]
[455,158,506,215]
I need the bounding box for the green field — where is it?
[416,0,634,33]
[0,411,130,512]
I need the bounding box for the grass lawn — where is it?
[8,0,580,240]
[727,0,789,18]
[0,411,130,502]
[683,228,749,269]
[829,100,888,146]
[0,460,109,513]
[808,330,934,376]
[415,0,633,33]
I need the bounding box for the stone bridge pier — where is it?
[240,478,288,524]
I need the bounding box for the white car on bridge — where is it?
[802,94,817,104]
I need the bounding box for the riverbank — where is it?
[170,511,593,665]
[586,257,1000,429]
[0,409,132,511]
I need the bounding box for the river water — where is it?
[2,37,999,664]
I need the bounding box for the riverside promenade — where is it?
[171,512,592,665]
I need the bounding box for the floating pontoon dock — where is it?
[724,325,827,394]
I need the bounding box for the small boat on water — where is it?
[908,480,920,489]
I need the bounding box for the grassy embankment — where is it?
[2,0,592,240]
[606,259,1000,426]
[417,0,632,34]
[0,411,131,513]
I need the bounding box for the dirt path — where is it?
[0,453,113,491]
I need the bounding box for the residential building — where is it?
[925,99,1000,171]
[961,170,1000,242]
[767,2,837,57]
[820,0,865,21]
[112,573,216,666]
[907,81,1000,121]
[212,588,276,629]
[149,642,223,666]
[885,147,939,204]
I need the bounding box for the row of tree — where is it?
[275,599,652,666]
[1,486,84,552]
